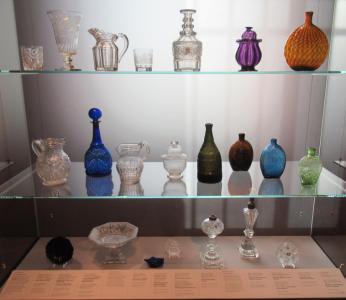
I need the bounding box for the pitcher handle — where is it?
[140,141,150,160]
[31,139,45,157]
[116,33,129,63]
[116,144,123,156]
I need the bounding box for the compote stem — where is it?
[63,54,74,70]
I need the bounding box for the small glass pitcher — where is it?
[89,28,129,71]
[116,141,150,184]
[32,138,71,186]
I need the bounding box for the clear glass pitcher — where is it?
[89,28,129,71]
[32,138,71,186]
[116,141,150,184]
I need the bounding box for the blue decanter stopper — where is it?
[84,108,113,176]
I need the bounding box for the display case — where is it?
[0,0,346,299]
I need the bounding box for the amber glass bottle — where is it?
[197,123,222,183]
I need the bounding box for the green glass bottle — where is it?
[298,147,322,185]
[197,123,222,183]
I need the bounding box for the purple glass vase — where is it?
[236,27,262,71]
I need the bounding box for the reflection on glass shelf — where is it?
[0,70,345,76]
[0,162,345,199]
[334,160,346,169]
[0,161,13,173]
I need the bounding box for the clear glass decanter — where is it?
[239,199,259,259]
[200,215,224,269]
[173,9,202,72]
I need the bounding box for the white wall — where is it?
[321,0,346,179]
[13,0,334,162]
[0,0,31,170]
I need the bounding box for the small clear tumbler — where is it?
[21,46,43,71]
[133,48,153,71]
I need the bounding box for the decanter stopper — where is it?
[239,199,259,259]
[89,107,102,121]
[200,215,224,269]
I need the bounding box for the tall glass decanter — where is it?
[197,123,222,183]
[239,199,259,259]
[173,9,202,72]
[84,108,112,176]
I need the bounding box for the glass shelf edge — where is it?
[1,194,345,200]
[0,70,344,75]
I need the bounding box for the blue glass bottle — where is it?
[260,138,286,178]
[84,108,112,176]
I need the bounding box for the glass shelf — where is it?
[0,162,345,199]
[0,70,345,76]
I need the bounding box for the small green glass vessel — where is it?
[197,123,222,183]
[298,147,322,185]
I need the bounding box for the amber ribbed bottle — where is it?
[197,123,222,183]
[284,11,329,71]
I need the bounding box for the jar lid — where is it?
[162,141,187,160]
[168,141,183,154]
[237,27,262,42]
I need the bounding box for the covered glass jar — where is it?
[236,27,262,71]
[162,141,187,179]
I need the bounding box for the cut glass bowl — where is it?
[89,222,138,264]
[89,222,138,249]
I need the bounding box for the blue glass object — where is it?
[260,138,286,178]
[144,257,164,268]
[84,108,113,176]
[86,175,114,196]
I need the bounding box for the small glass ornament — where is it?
[276,241,299,269]
[162,141,187,180]
[200,215,224,269]
[239,199,259,259]
[144,257,164,268]
[165,239,182,259]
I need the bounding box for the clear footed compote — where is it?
[239,199,259,259]
[276,241,299,269]
[200,215,224,269]
[89,222,138,264]
[47,10,82,71]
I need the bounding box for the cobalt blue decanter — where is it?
[84,108,112,176]
[260,138,286,178]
